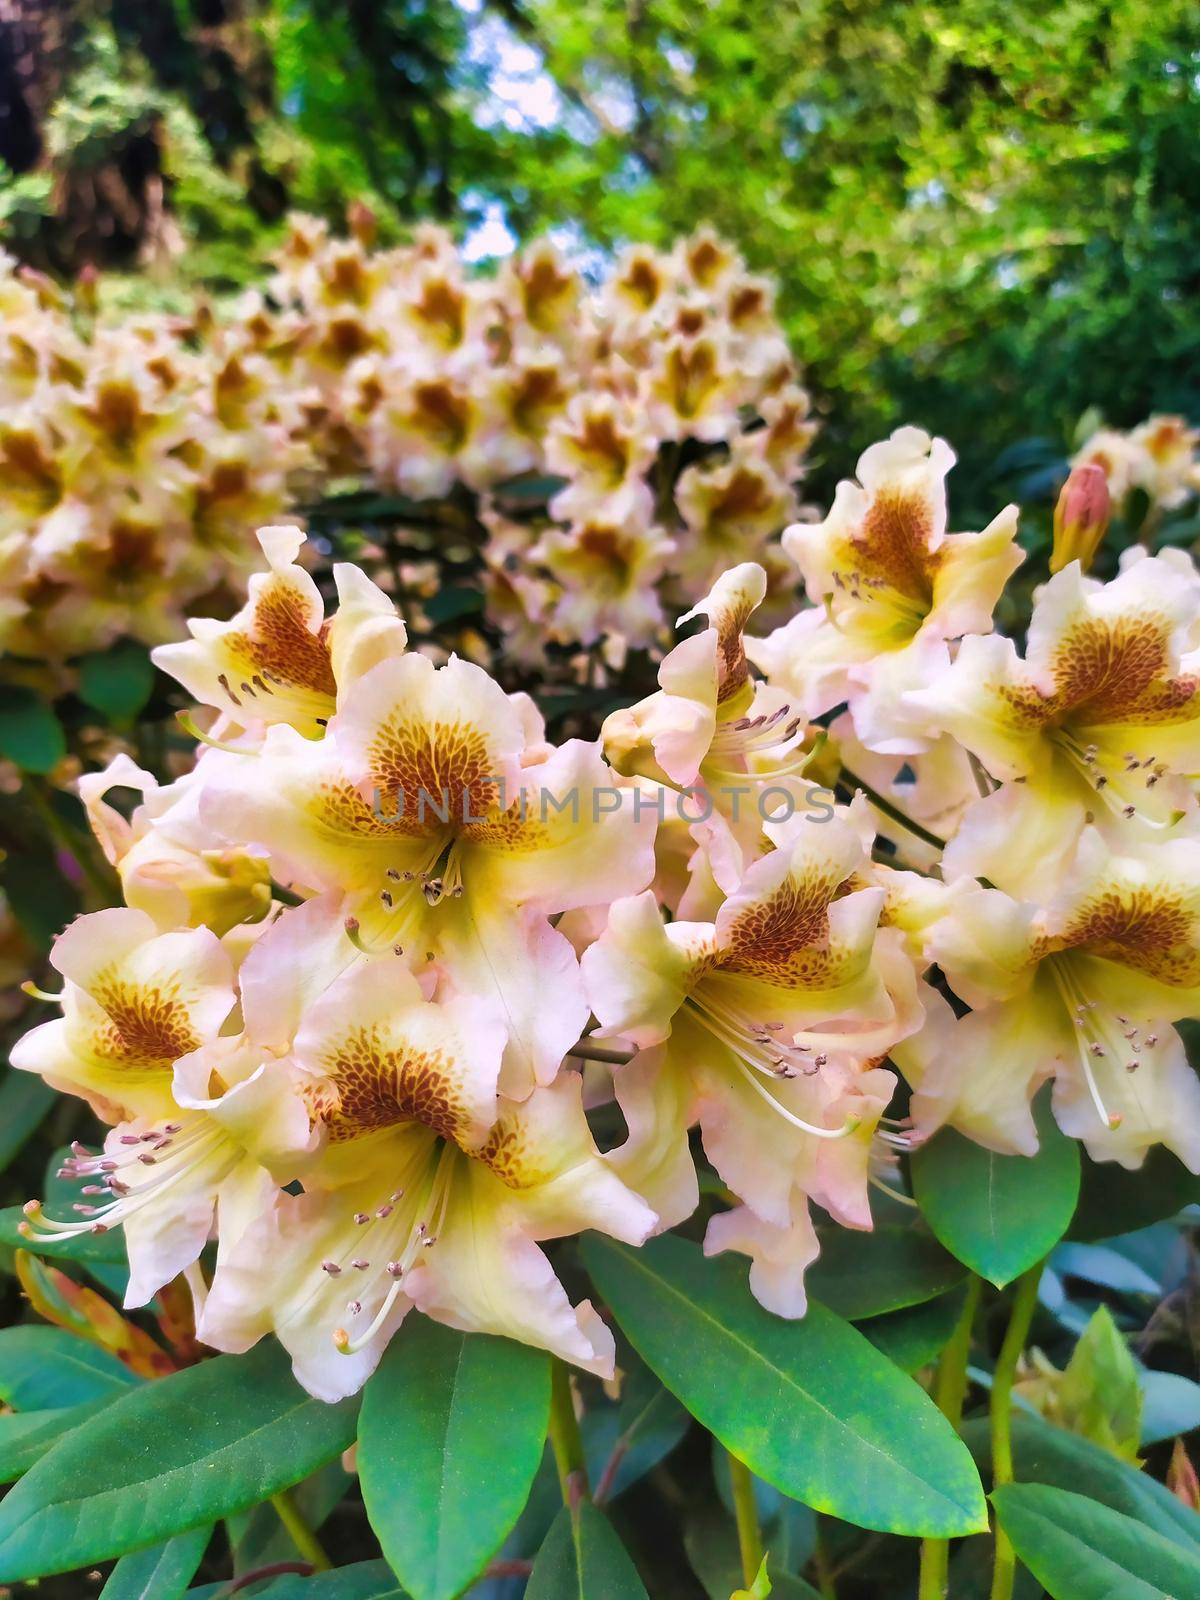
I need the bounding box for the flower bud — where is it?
[1050,463,1110,575]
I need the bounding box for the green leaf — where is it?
[358,1321,550,1600]
[1054,1306,1142,1461]
[0,1325,139,1409]
[1069,1145,1200,1241]
[0,1071,56,1173]
[100,1525,211,1598]
[187,1561,405,1598]
[582,1234,987,1537]
[77,641,157,726]
[526,1503,649,1599]
[860,1286,969,1374]
[998,1413,1200,1553]
[911,1089,1080,1286]
[0,1341,358,1581]
[991,1482,1200,1599]
[0,688,65,773]
[423,585,483,625]
[0,1398,115,1482]
[806,1223,966,1318]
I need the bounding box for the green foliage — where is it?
[582,1232,988,1536]
[912,1090,1081,1286]
[0,1342,358,1581]
[99,1526,211,1599]
[526,1503,649,1599]
[358,1322,551,1600]
[991,1482,1200,1599]
[0,688,66,774]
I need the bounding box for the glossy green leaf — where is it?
[526,1503,649,1600]
[1069,1145,1200,1241]
[0,1071,55,1173]
[0,689,65,773]
[188,1562,405,1598]
[0,1397,115,1482]
[997,1414,1200,1554]
[911,1091,1080,1286]
[0,1341,358,1581]
[582,1234,987,1537]
[806,1223,966,1318]
[100,1525,211,1598]
[77,641,157,726]
[0,1325,139,1409]
[860,1286,969,1374]
[991,1482,1200,1599]
[358,1321,550,1600]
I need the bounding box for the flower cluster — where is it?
[0,220,813,664]
[0,255,306,658]
[12,421,1200,1404]
[1074,414,1200,517]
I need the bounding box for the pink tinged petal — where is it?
[200,1188,412,1403]
[465,738,658,915]
[609,1047,700,1232]
[293,956,505,1149]
[403,1176,618,1378]
[172,1042,318,1171]
[436,894,589,1098]
[327,562,407,699]
[330,650,526,803]
[908,992,1062,1157]
[478,1073,658,1245]
[704,1200,821,1319]
[581,890,701,1048]
[1051,1021,1200,1173]
[77,753,158,868]
[236,891,360,1053]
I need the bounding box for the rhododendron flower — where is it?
[534,515,675,649]
[191,652,657,1095]
[602,563,812,847]
[674,448,795,585]
[583,807,920,1315]
[908,555,1200,886]
[153,527,406,738]
[748,428,1022,752]
[903,829,1200,1169]
[78,754,271,936]
[14,900,350,1308]
[200,956,654,1400]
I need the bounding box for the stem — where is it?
[813,1520,838,1598]
[918,1276,982,1600]
[838,768,947,851]
[224,1563,314,1596]
[548,1358,589,1512]
[24,777,119,905]
[569,1039,635,1066]
[989,1262,1044,1600]
[728,1450,764,1588]
[269,1488,332,1573]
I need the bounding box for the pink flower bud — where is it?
[1051,462,1111,574]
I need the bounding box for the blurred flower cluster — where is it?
[13,423,1200,1401]
[0,254,305,658]
[0,216,813,665]
[1074,415,1200,516]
